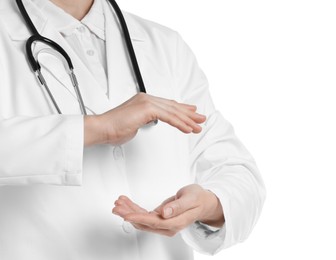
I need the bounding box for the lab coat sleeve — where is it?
[173,33,266,255]
[0,115,84,186]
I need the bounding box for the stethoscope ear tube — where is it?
[16,0,74,73]
[35,69,62,114]
[16,0,39,36]
[107,0,147,94]
[26,35,74,73]
[26,36,41,72]
[24,34,86,114]
[16,0,150,118]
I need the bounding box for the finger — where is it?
[114,198,133,211]
[183,104,197,111]
[149,95,197,110]
[153,98,206,127]
[156,103,206,133]
[113,198,137,217]
[187,111,207,124]
[114,196,148,213]
[174,110,204,134]
[172,105,206,123]
[124,212,162,228]
[161,197,198,219]
[151,103,195,133]
[154,103,206,134]
[164,207,200,231]
[125,207,200,231]
[157,103,203,133]
[149,95,206,121]
[112,205,134,217]
[113,196,148,218]
[117,196,148,213]
[153,195,176,214]
[135,94,205,133]
[131,222,176,237]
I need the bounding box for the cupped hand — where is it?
[112,184,224,237]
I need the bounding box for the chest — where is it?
[0,12,192,209]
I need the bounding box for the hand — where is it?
[84,93,206,146]
[112,184,225,237]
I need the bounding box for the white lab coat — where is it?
[0,0,266,259]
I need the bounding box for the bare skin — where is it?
[52,0,225,235]
[113,185,225,236]
[84,93,207,146]
[50,0,94,20]
[85,93,225,231]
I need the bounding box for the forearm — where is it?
[84,115,106,147]
[83,93,206,147]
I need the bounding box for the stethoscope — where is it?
[15,0,147,115]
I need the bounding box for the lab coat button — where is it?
[113,146,123,160]
[122,221,134,234]
[77,26,85,33]
[87,50,95,56]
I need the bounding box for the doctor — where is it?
[0,0,266,259]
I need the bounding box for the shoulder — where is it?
[122,11,181,46]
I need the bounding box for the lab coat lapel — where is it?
[103,1,147,107]
[37,23,114,114]
[3,0,149,114]
[4,0,114,115]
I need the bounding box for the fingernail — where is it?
[164,207,173,218]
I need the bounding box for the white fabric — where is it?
[0,0,266,259]
[32,0,109,94]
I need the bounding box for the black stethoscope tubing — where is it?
[15,0,147,114]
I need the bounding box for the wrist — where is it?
[198,189,225,228]
[84,115,106,146]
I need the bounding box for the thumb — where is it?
[161,197,192,219]
[153,195,175,215]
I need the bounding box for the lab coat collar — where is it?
[30,0,106,41]
[81,0,106,41]
[30,0,83,38]
[1,0,147,114]
[2,0,147,42]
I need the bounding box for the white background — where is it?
[121,1,336,259]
